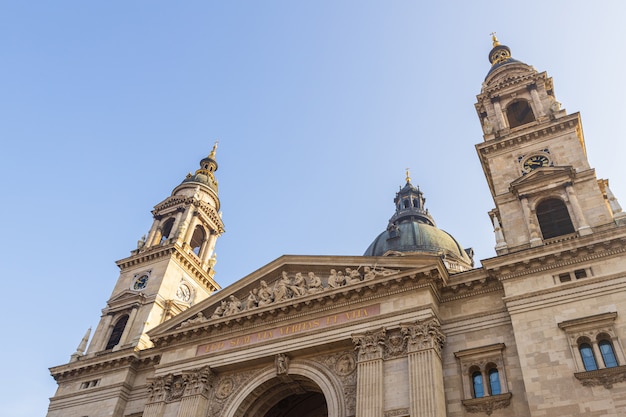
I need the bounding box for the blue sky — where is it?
[2,2,626,416]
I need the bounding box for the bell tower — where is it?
[475,35,626,255]
[84,144,224,355]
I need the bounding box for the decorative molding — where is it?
[461,392,512,415]
[575,365,626,389]
[384,408,409,417]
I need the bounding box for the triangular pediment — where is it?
[106,290,147,313]
[510,166,575,196]
[148,253,449,341]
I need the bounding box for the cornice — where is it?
[481,228,626,280]
[476,113,580,155]
[49,349,161,382]
[480,68,541,96]
[116,245,220,292]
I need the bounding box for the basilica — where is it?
[47,37,626,417]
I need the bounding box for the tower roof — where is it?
[485,33,526,78]
[181,142,219,192]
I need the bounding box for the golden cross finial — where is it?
[209,140,219,158]
[405,168,411,183]
[491,32,500,47]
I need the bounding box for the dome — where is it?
[364,173,473,271]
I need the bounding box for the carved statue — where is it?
[257,280,274,306]
[307,272,323,293]
[327,269,344,288]
[290,272,308,297]
[211,300,227,319]
[137,234,147,249]
[346,267,362,284]
[245,289,258,310]
[276,353,289,375]
[225,295,242,316]
[363,266,376,280]
[273,273,292,302]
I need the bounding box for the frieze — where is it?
[183,266,398,324]
[196,304,379,356]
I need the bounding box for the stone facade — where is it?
[48,39,626,417]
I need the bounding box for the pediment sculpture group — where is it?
[208,265,398,320]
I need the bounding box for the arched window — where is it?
[472,370,485,398]
[159,218,175,245]
[105,315,129,350]
[488,367,502,395]
[598,337,619,368]
[536,198,575,239]
[579,342,598,371]
[506,100,535,128]
[190,225,206,256]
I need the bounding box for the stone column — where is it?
[491,97,506,131]
[170,207,186,244]
[176,206,195,245]
[143,375,172,417]
[565,184,592,235]
[145,215,162,248]
[527,84,545,117]
[176,366,213,417]
[401,318,446,417]
[491,212,508,254]
[520,196,542,246]
[352,328,386,417]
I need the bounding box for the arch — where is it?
[597,334,619,368]
[105,314,128,350]
[159,218,175,245]
[536,198,575,239]
[578,341,598,371]
[506,99,535,128]
[190,225,206,256]
[487,366,501,395]
[471,370,484,398]
[223,359,346,417]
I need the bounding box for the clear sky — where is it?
[2,2,626,415]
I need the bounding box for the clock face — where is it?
[523,155,550,172]
[177,284,191,302]
[133,274,149,290]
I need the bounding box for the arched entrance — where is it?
[223,360,345,417]
[238,375,327,417]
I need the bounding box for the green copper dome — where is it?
[364,174,473,271]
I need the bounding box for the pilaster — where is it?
[352,328,386,417]
[401,318,446,417]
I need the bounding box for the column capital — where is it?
[401,318,445,354]
[182,366,214,397]
[352,328,386,362]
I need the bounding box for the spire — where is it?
[70,327,91,362]
[487,33,513,68]
[181,141,220,192]
[491,32,500,47]
[405,168,411,184]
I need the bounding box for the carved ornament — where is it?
[461,392,512,415]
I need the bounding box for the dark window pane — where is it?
[580,343,598,371]
[599,340,619,368]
